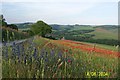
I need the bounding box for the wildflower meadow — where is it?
[2,36,119,78]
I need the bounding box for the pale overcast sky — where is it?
[1,0,119,25]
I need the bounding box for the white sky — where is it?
[2,0,119,2]
[1,0,119,25]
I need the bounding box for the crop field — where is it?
[2,36,119,78]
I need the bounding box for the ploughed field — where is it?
[2,36,119,78]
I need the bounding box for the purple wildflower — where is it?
[58,51,62,58]
[17,57,20,63]
[44,58,48,62]
[3,42,7,46]
[17,45,20,57]
[13,42,16,46]
[45,52,48,57]
[33,48,37,58]
[24,56,27,64]
[50,50,55,56]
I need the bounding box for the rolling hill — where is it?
[89,27,118,40]
[16,23,118,45]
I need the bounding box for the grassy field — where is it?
[2,36,119,78]
[18,28,30,31]
[80,41,118,51]
[89,28,118,40]
[72,26,94,30]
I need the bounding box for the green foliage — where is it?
[7,24,18,31]
[0,15,7,27]
[0,15,18,30]
[2,28,29,42]
[65,35,120,46]
[22,30,34,36]
[2,21,7,27]
[51,30,95,40]
[1,15,31,42]
[30,21,52,37]
[16,22,33,29]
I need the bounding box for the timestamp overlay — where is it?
[85,72,109,78]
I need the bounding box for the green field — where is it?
[72,26,94,30]
[89,27,118,40]
[19,28,30,31]
[81,41,118,51]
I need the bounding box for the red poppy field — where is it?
[53,40,120,58]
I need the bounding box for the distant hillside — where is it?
[16,22,118,40]
[15,22,33,29]
[88,25,118,40]
[50,24,93,31]
[50,24,76,31]
[16,23,93,30]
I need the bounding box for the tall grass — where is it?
[1,27,30,42]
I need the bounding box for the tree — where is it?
[0,15,7,27]
[22,30,34,36]
[8,24,18,30]
[30,20,52,37]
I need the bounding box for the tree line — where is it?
[65,35,120,46]
[0,15,18,30]
[1,15,52,42]
[1,15,30,42]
